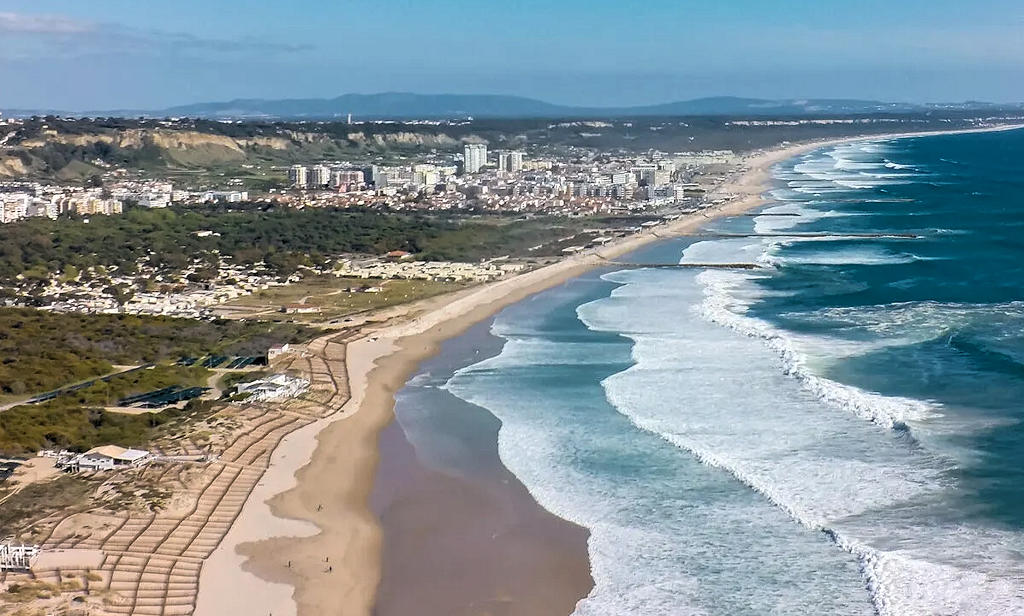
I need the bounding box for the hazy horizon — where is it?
[4,90,1024,114]
[3,1,1024,109]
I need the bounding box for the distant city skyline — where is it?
[3,1,1024,110]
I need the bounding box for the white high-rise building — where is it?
[511,151,525,172]
[27,199,57,220]
[611,171,634,185]
[508,151,525,173]
[374,169,401,189]
[331,169,365,189]
[463,143,488,174]
[0,194,29,223]
[310,165,331,188]
[138,193,169,208]
[496,150,524,173]
[633,164,658,186]
[290,165,308,188]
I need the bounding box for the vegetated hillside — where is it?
[0,117,472,180]
[0,307,314,396]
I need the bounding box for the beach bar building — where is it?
[236,373,310,402]
[0,542,40,571]
[63,445,153,472]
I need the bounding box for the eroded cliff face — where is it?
[21,129,248,152]
[22,127,461,151]
[20,132,117,148]
[14,129,268,170]
[145,130,244,152]
[2,125,466,177]
[237,136,291,150]
[0,155,31,177]
[284,130,330,144]
[345,131,460,147]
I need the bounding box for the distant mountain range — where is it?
[157,94,1024,119]
[5,93,1024,120]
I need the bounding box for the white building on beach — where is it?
[236,374,309,402]
[61,445,153,472]
[0,542,39,571]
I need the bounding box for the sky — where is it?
[2,0,1024,110]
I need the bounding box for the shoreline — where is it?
[194,122,1023,616]
[370,319,594,615]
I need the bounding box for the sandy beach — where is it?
[370,319,594,616]
[194,122,1023,616]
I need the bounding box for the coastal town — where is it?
[280,141,727,214]
[0,125,744,318]
[0,123,730,222]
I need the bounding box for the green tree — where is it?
[60,264,80,283]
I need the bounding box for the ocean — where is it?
[404,128,1024,615]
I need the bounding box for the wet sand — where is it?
[370,321,593,616]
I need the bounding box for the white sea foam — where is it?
[757,245,922,267]
[404,371,436,387]
[811,300,1024,334]
[786,142,922,193]
[443,299,876,615]
[834,159,883,172]
[477,337,625,365]
[576,267,1024,616]
[694,268,937,427]
[807,300,1024,373]
[680,238,764,265]
[752,202,858,234]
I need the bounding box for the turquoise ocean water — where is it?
[407,129,1024,615]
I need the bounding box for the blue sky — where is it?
[2,0,1024,109]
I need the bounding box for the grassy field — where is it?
[216,275,467,321]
